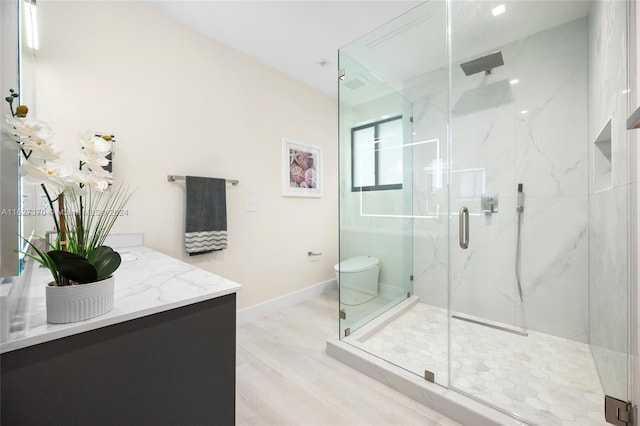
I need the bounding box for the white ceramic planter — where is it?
[46,276,115,324]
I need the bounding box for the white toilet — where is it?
[334,256,380,306]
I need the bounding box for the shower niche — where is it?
[333,1,632,425]
[594,120,612,192]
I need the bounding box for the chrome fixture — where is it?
[167,175,239,185]
[481,193,499,214]
[459,207,469,249]
[452,314,528,337]
[515,183,524,302]
[460,51,504,76]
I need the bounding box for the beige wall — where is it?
[30,1,338,309]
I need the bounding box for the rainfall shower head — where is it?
[460,51,504,76]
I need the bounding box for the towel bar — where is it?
[167,175,239,185]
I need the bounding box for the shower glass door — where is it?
[338,50,414,339]
[449,1,629,424]
[338,1,449,387]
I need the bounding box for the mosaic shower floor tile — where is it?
[349,302,611,426]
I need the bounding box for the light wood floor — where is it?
[236,289,460,426]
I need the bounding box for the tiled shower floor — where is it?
[346,302,609,426]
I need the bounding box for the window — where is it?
[351,116,403,191]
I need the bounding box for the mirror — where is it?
[1,0,20,278]
[0,0,47,280]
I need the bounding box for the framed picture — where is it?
[282,138,322,197]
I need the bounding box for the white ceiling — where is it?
[143,1,423,98]
[144,1,592,99]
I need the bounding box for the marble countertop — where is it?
[0,243,241,354]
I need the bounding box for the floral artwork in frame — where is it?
[282,138,321,197]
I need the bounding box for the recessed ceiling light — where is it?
[520,110,528,115]
[492,4,506,16]
[510,79,519,85]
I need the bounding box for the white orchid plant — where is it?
[4,89,133,286]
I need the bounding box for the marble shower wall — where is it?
[410,67,449,309]
[414,17,590,342]
[587,0,629,400]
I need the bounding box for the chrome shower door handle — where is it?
[459,207,469,249]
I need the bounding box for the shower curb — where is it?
[326,337,529,426]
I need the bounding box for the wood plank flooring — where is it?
[236,289,460,426]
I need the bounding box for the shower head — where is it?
[460,51,504,76]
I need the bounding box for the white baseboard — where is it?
[236,278,337,325]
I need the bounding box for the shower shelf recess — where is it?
[593,119,612,193]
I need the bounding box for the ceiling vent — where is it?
[344,73,370,90]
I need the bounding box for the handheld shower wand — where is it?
[515,184,524,303]
[517,183,524,212]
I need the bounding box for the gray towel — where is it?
[185,176,227,255]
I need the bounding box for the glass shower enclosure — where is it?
[337,1,632,425]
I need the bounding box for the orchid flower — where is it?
[5,115,55,142]
[4,89,133,287]
[21,160,72,187]
[80,132,112,154]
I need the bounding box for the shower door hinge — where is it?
[424,370,435,383]
[338,69,345,80]
[605,395,632,426]
[410,275,414,281]
[339,309,346,320]
[344,328,351,337]
[410,116,414,123]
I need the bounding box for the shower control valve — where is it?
[481,193,499,214]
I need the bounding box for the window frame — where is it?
[351,115,404,192]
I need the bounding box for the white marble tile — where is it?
[588,0,629,189]
[350,301,608,426]
[514,46,588,197]
[416,15,590,344]
[519,196,589,342]
[512,16,588,67]
[586,0,631,404]
[589,186,629,400]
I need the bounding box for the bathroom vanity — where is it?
[0,237,241,426]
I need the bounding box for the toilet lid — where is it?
[335,256,379,273]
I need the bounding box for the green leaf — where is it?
[23,238,61,285]
[94,250,121,281]
[48,250,97,284]
[58,258,98,284]
[48,250,87,265]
